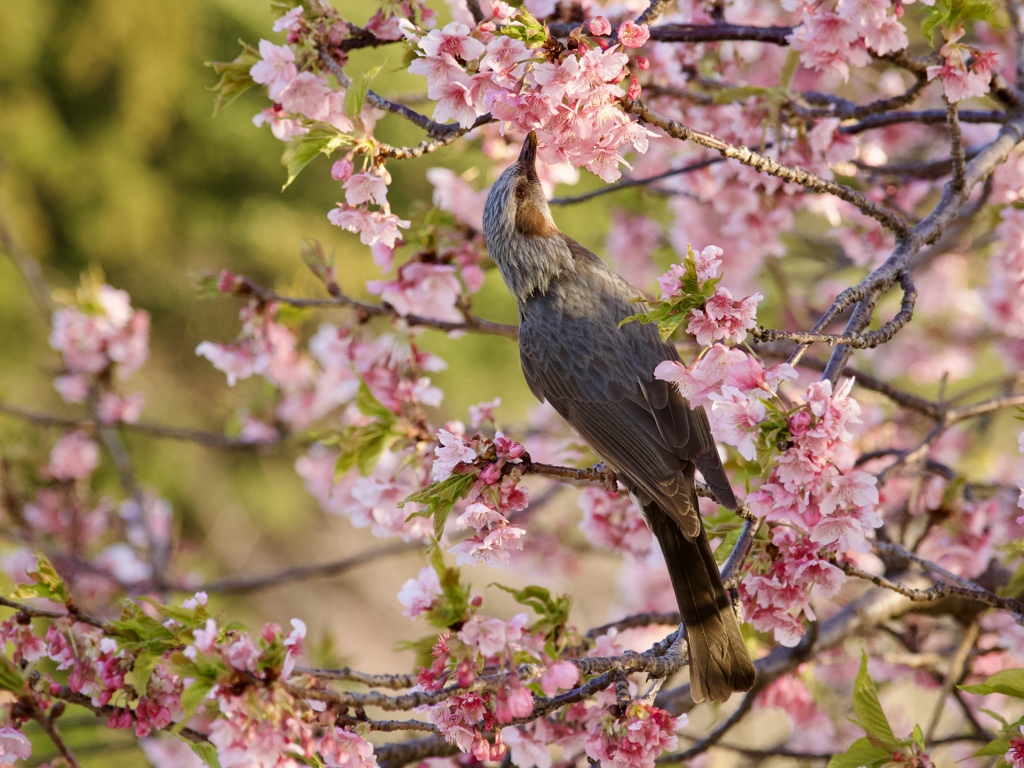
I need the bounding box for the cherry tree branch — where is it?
[836,561,1024,615]
[185,541,419,595]
[234,275,519,340]
[946,98,967,193]
[0,399,280,450]
[841,109,1006,134]
[795,109,1024,382]
[622,97,913,236]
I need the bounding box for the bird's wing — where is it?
[518,261,729,537]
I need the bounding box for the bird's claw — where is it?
[593,462,618,491]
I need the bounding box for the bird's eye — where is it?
[515,186,527,201]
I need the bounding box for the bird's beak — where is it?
[517,131,538,172]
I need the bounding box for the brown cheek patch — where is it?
[516,202,558,238]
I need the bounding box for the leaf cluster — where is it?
[325,381,403,477]
[620,244,721,341]
[920,0,1003,41]
[402,470,480,544]
[828,652,930,768]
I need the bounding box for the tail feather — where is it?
[646,498,755,703]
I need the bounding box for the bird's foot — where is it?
[593,462,618,491]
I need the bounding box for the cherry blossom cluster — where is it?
[656,244,763,346]
[758,671,837,751]
[653,251,879,645]
[50,278,149,424]
[577,487,653,556]
[247,4,413,253]
[926,24,1000,102]
[403,12,654,181]
[787,0,916,81]
[396,565,580,759]
[584,697,680,768]
[0,574,382,768]
[197,284,445,430]
[433,429,530,567]
[739,378,882,645]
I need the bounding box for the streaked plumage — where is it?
[483,132,755,703]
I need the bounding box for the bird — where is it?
[482,131,756,703]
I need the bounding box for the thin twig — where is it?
[187,541,420,595]
[622,97,912,236]
[923,621,979,745]
[0,400,269,450]
[659,685,761,762]
[550,156,724,205]
[235,276,519,340]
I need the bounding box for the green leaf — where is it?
[712,85,772,105]
[978,707,1010,727]
[283,124,354,190]
[826,737,893,768]
[960,668,1024,698]
[971,737,1011,758]
[500,9,548,48]
[189,741,223,768]
[852,651,898,748]
[206,40,260,115]
[174,678,215,734]
[779,49,800,90]
[402,471,479,543]
[330,381,401,477]
[920,0,1003,42]
[423,549,471,628]
[344,63,383,118]
[618,244,720,341]
[0,654,25,694]
[11,552,70,605]
[491,584,571,639]
[355,380,394,422]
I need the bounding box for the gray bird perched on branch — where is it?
[482,132,756,703]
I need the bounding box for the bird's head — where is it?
[482,132,571,301]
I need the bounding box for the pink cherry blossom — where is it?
[449,524,526,566]
[344,171,389,207]
[654,344,748,408]
[249,40,297,100]
[98,391,144,424]
[618,21,651,49]
[252,105,306,141]
[328,205,410,248]
[578,488,652,555]
[426,167,488,231]
[539,660,579,695]
[54,373,89,403]
[432,429,477,481]
[321,729,378,768]
[818,470,878,517]
[588,17,612,36]
[277,71,333,121]
[708,386,767,460]
[397,566,443,618]
[585,700,680,768]
[47,431,100,481]
[368,262,464,324]
[0,726,32,764]
[419,22,485,61]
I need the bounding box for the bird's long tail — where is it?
[646,497,756,703]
